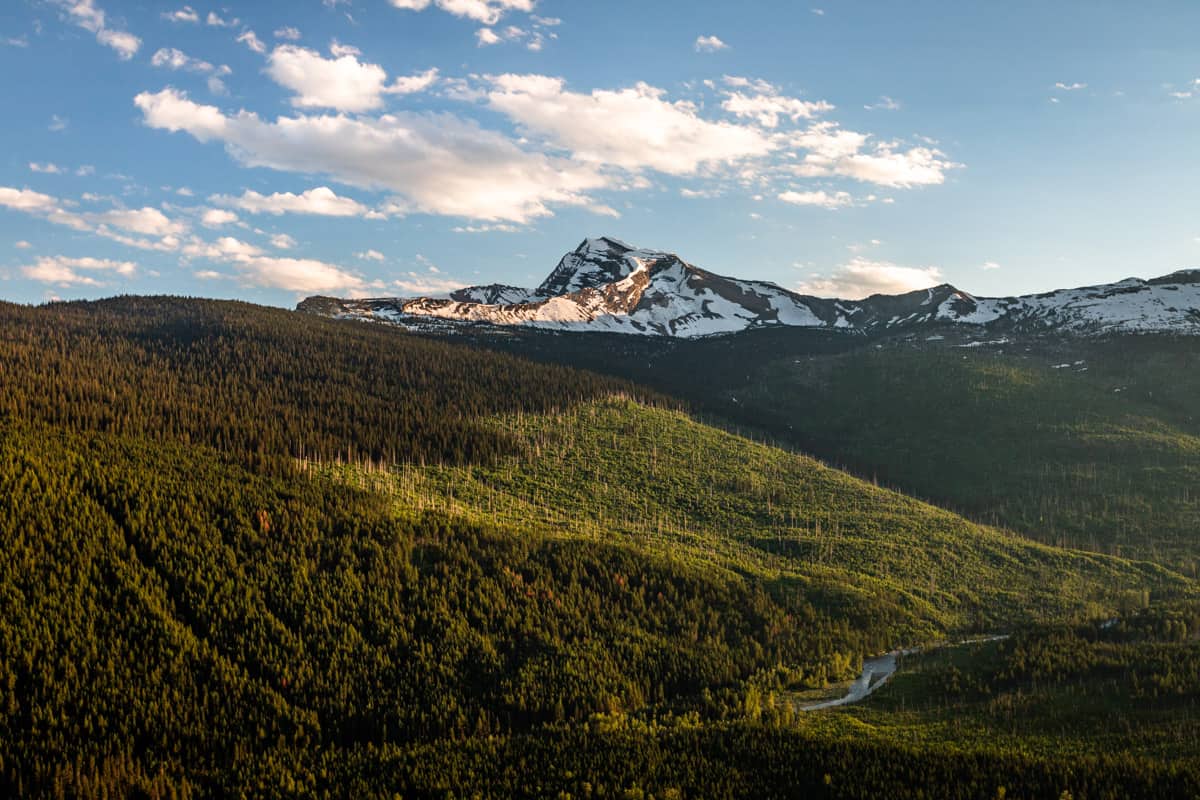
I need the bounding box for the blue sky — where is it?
[1,0,1198,305]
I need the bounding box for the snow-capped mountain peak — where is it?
[298,237,1200,339]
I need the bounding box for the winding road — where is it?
[800,637,1005,711]
[800,651,903,711]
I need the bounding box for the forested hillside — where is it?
[459,327,1200,573]
[1,298,1197,798]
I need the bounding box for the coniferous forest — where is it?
[2,297,1199,798]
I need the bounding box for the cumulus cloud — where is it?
[0,187,60,213]
[29,162,66,174]
[788,122,959,187]
[778,189,853,209]
[237,255,366,292]
[54,0,140,59]
[201,208,239,227]
[356,249,386,260]
[135,88,610,222]
[389,0,536,26]
[722,88,833,127]
[265,44,437,112]
[270,233,297,249]
[694,35,728,52]
[21,255,136,287]
[274,26,302,40]
[797,257,944,299]
[211,186,373,217]
[485,74,774,175]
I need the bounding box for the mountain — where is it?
[298,237,1200,339]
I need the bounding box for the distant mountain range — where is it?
[298,237,1200,338]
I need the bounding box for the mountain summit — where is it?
[298,238,1200,338]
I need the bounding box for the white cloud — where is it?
[162,6,199,23]
[151,47,216,73]
[0,185,188,249]
[679,187,722,199]
[4,35,30,47]
[29,162,66,174]
[485,74,774,175]
[329,40,361,58]
[451,223,521,233]
[694,35,728,53]
[788,122,959,187]
[389,67,439,94]
[237,30,266,53]
[49,115,69,132]
[266,44,437,111]
[390,0,536,26]
[55,0,140,59]
[236,255,365,292]
[201,208,239,227]
[393,273,469,296]
[270,233,297,249]
[207,12,239,28]
[183,233,367,292]
[0,187,60,213]
[274,26,302,40]
[865,95,901,111]
[722,89,832,127]
[211,186,373,217]
[1054,82,1087,91]
[135,88,610,223]
[21,255,136,286]
[356,249,385,260]
[797,257,943,299]
[778,189,853,209]
[15,240,33,249]
[93,207,187,237]
[474,17,554,49]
